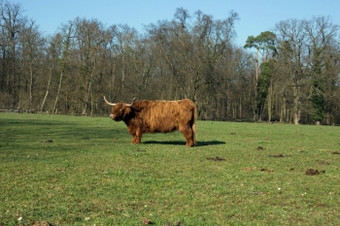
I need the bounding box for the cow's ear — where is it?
[123,106,131,117]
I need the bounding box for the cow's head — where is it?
[104,96,132,121]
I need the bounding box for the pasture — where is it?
[0,113,339,225]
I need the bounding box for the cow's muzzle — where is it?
[110,114,115,119]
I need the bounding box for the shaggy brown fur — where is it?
[108,99,196,147]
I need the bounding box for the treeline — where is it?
[1,1,339,124]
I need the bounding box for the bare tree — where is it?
[73,18,106,115]
[0,1,26,108]
[20,20,45,111]
[52,23,73,114]
[40,34,62,112]
[275,19,308,124]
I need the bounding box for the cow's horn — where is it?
[103,96,116,106]
[130,97,136,105]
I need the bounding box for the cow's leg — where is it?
[179,125,195,147]
[131,136,137,144]
[133,135,142,144]
[129,127,141,144]
[132,128,142,144]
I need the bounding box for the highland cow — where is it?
[104,96,196,147]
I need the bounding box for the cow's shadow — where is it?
[143,140,226,146]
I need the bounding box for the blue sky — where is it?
[17,0,340,46]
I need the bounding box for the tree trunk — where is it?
[292,84,301,125]
[267,81,273,122]
[28,64,33,111]
[280,98,284,123]
[82,66,96,116]
[52,67,64,114]
[40,65,54,112]
[52,25,72,114]
[253,48,259,121]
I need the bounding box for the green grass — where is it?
[1,113,339,225]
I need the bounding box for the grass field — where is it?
[0,113,339,225]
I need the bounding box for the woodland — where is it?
[1,1,339,124]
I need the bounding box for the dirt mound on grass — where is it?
[306,168,325,176]
[207,156,226,161]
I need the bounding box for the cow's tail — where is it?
[192,122,196,146]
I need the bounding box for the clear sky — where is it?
[16,0,340,47]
